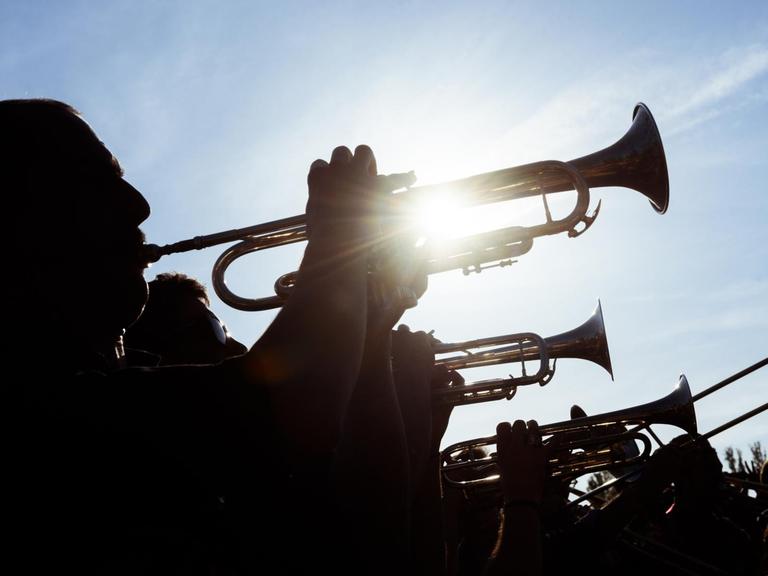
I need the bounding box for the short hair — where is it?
[148,272,211,308]
[0,97,79,120]
[1,98,82,161]
[124,272,210,353]
[1,98,123,222]
[1,99,75,193]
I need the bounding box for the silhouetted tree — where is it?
[723,441,764,478]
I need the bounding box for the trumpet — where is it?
[441,357,768,490]
[144,103,669,311]
[432,300,612,406]
[441,375,697,488]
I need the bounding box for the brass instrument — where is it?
[443,357,768,491]
[432,300,612,406]
[441,375,697,488]
[143,103,669,311]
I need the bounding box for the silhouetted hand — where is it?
[392,325,435,415]
[392,324,435,386]
[429,364,461,447]
[306,144,385,242]
[392,324,438,482]
[306,145,425,323]
[496,420,546,506]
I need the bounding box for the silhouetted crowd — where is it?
[6,99,766,575]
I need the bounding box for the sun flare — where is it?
[409,189,552,244]
[412,193,465,241]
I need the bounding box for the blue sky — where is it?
[3,1,766,461]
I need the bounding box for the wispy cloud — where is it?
[491,85,632,166]
[488,41,768,162]
[669,44,768,116]
[624,279,768,305]
[647,303,768,342]
[665,44,768,135]
[705,278,768,302]
[620,291,690,304]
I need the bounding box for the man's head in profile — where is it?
[2,99,151,357]
[125,272,248,365]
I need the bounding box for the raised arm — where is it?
[244,145,385,459]
[485,420,546,576]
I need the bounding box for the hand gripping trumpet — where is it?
[143,103,669,311]
[432,300,612,406]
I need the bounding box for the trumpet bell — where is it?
[545,299,613,380]
[656,374,698,435]
[567,103,669,214]
[559,374,697,437]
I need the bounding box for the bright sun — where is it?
[411,193,465,240]
[408,186,549,242]
[381,118,578,256]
